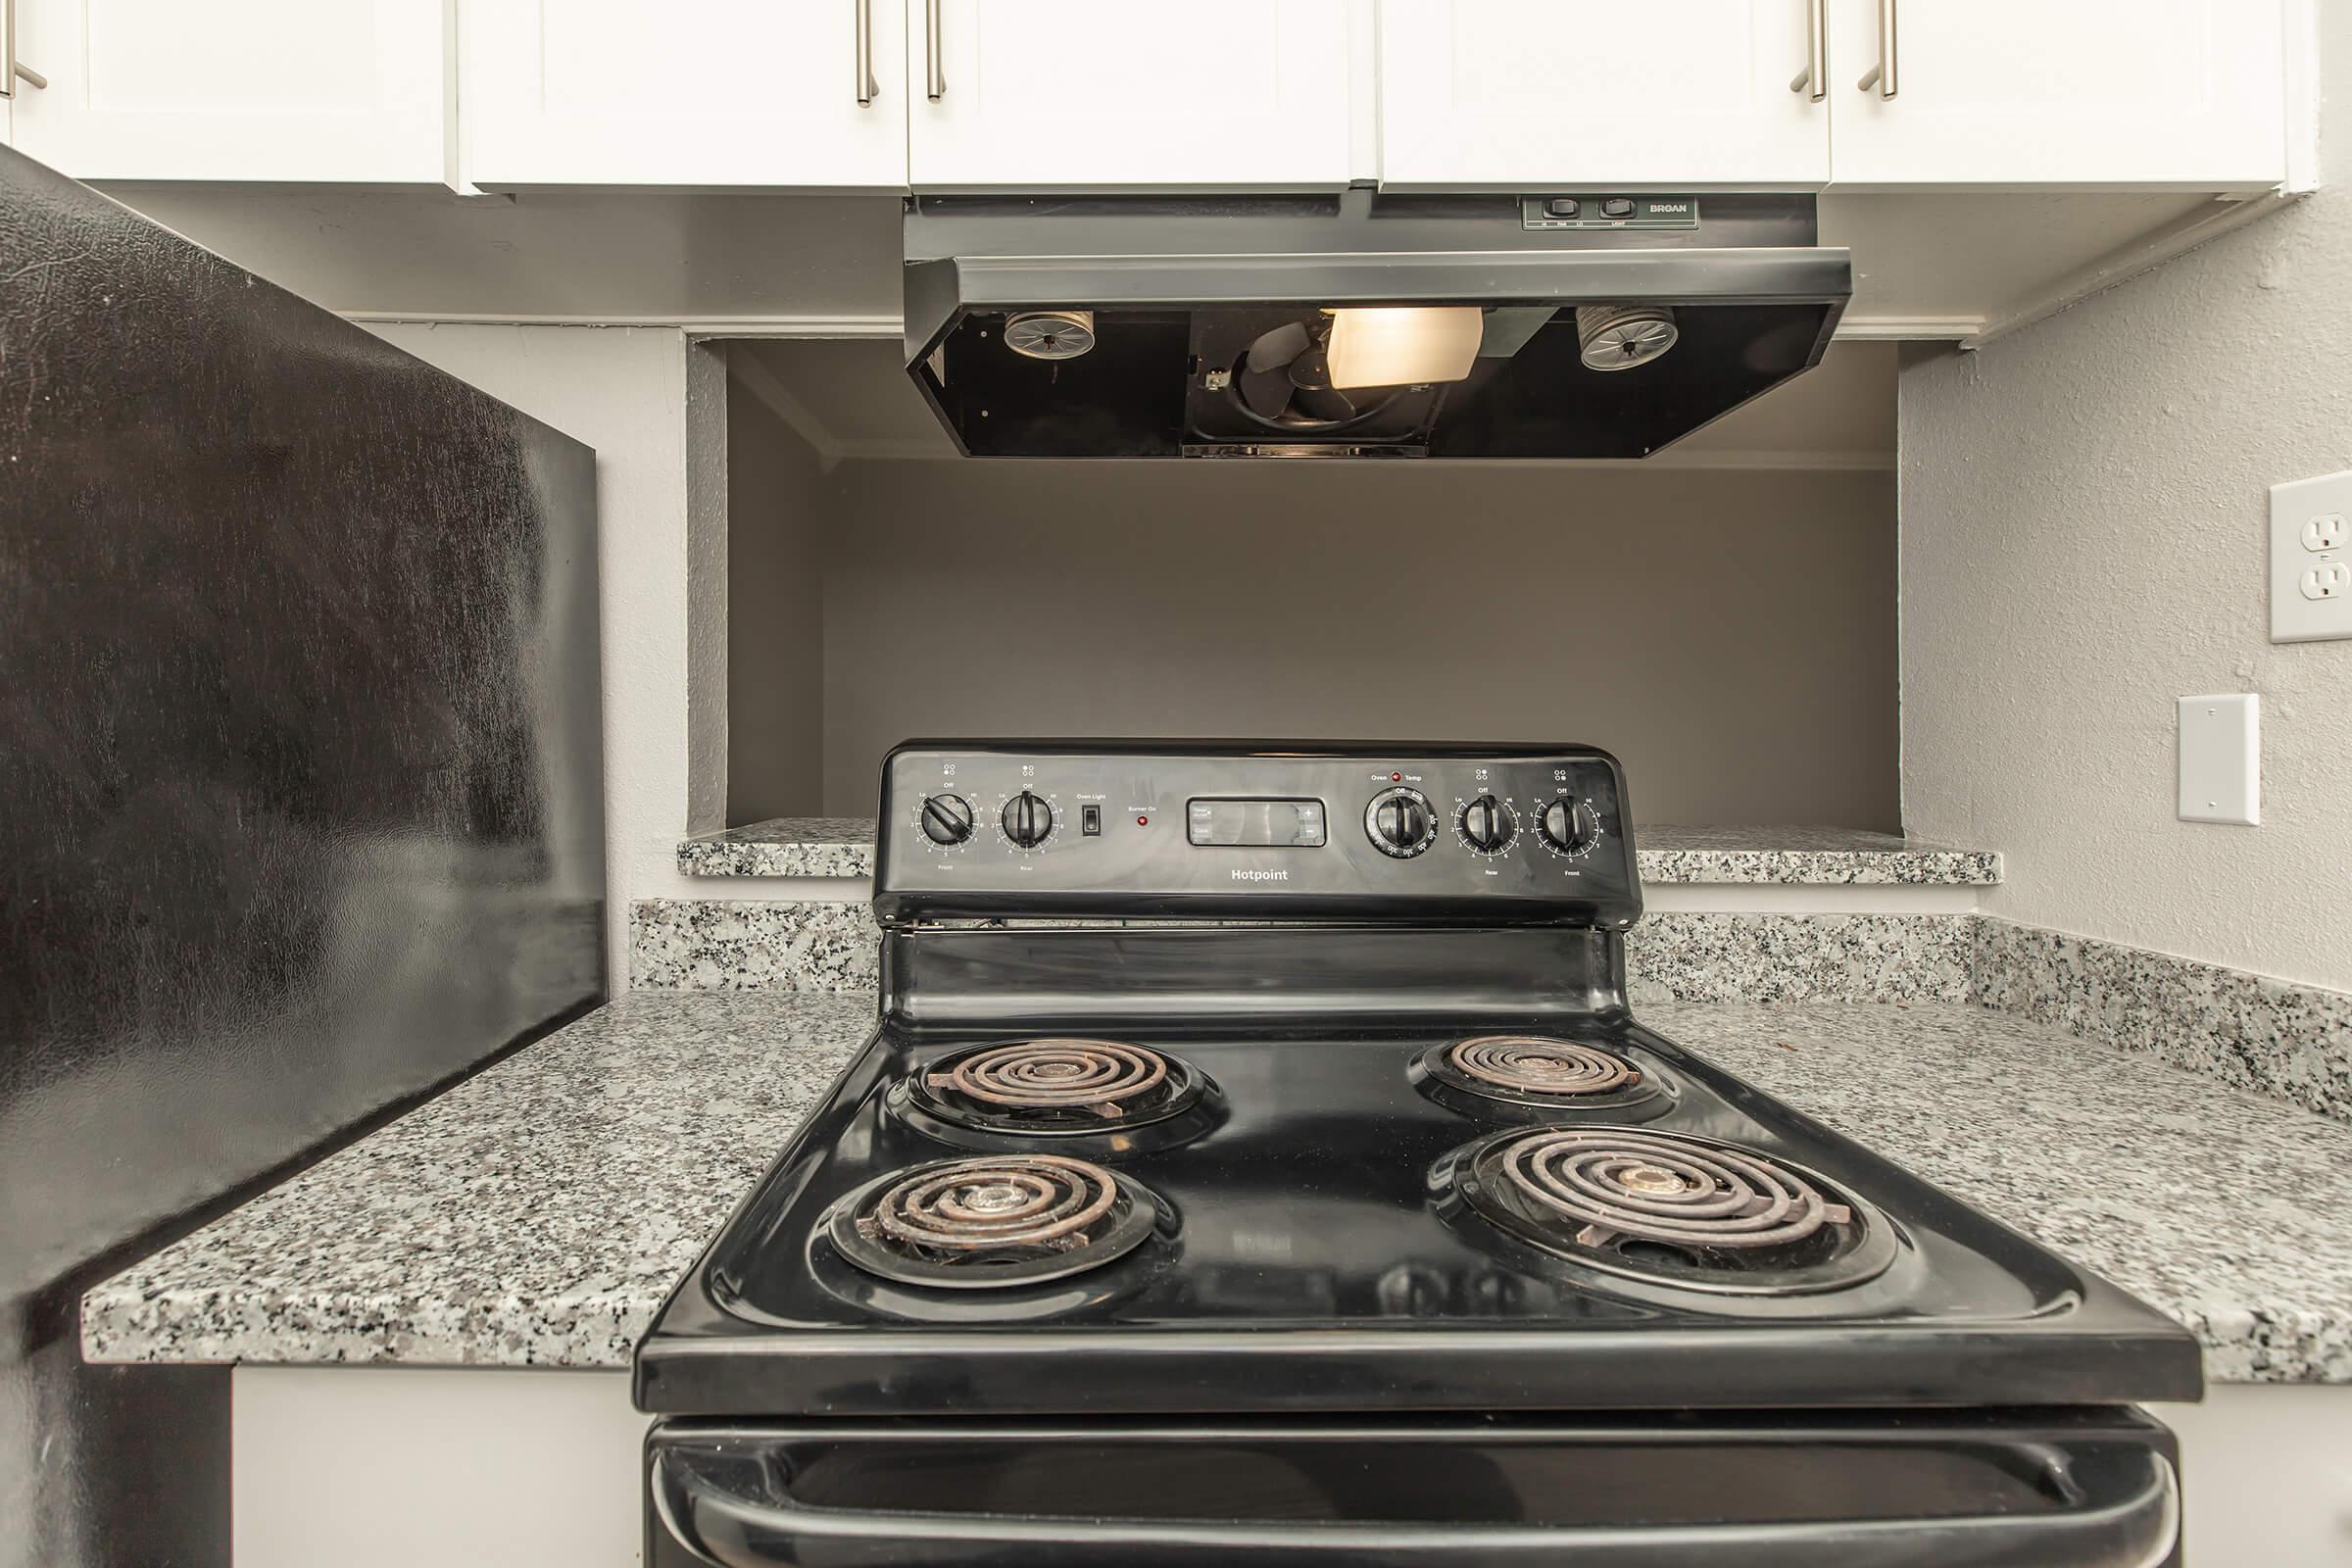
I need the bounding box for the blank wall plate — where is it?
[2271,469,2352,642]
[2179,694,2259,825]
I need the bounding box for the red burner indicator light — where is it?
[1136,814,1150,826]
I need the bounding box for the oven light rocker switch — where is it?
[1081,805,1102,837]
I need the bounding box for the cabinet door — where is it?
[462,0,908,187]
[1825,0,2285,187]
[1377,0,1832,190]
[907,0,1353,191]
[11,0,444,181]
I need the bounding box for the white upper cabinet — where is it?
[462,0,908,187]
[0,0,2294,196]
[907,0,1355,191]
[1376,0,1834,190]
[9,0,446,181]
[1822,0,2286,188]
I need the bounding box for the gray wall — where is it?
[725,376,827,822]
[814,462,1898,827]
[1898,7,2352,993]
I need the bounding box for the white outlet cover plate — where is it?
[2271,469,2352,642]
[2179,694,2259,825]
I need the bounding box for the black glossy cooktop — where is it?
[638,743,2198,1424]
[634,1010,2199,1419]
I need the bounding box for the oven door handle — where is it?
[653,1440,2180,1568]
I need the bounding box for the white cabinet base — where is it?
[227,1368,2351,1567]
[232,1367,646,1568]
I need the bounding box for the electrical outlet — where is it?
[2272,471,2352,642]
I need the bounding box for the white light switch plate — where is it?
[2179,694,2259,825]
[2271,469,2352,642]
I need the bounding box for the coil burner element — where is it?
[828,1153,1161,1290]
[938,1039,1169,1118]
[1447,1126,1897,1296]
[1413,1036,1671,1123]
[1451,1037,1639,1095]
[892,1039,1222,1152]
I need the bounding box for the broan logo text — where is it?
[1231,868,1291,882]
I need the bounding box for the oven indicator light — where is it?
[1390,771,1402,782]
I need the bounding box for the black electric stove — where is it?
[638,742,2197,1567]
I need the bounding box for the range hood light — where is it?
[1324,307,1484,391]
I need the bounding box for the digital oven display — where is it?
[1186,798,1328,848]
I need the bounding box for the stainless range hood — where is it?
[903,192,1851,460]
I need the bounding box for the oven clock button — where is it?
[1458,794,1517,854]
[1002,790,1055,849]
[1365,787,1436,858]
[919,794,975,846]
[1540,798,1599,856]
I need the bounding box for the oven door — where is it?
[647,1411,2180,1568]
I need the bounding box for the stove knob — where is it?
[1459,794,1517,854]
[1366,787,1435,858]
[920,793,974,846]
[1540,798,1599,855]
[1001,790,1054,849]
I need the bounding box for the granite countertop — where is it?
[80,993,876,1369]
[83,995,2352,1382]
[679,818,2000,886]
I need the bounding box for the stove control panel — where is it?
[874,742,1640,926]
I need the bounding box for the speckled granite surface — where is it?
[1973,918,2352,1127]
[82,994,2352,1381]
[633,899,1976,1006]
[1628,914,1974,1004]
[630,896,2352,1130]
[677,817,875,878]
[80,992,875,1368]
[1640,827,1999,885]
[629,898,879,990]
[1649,1002,2352,1384]
[676,819,1999,887]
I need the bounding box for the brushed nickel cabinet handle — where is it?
[1857,0,1896,97]
[855,0,876,105]
[2,0,45,98]
[1788,0,1827,99]
[925,0,944,101]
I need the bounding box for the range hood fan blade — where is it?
[1234,320,1362,425]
